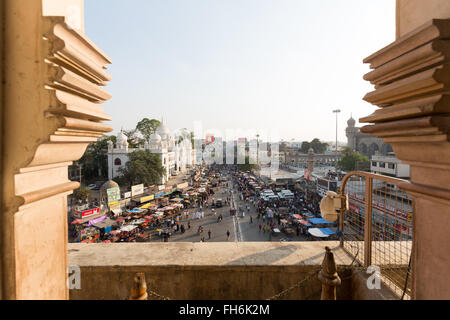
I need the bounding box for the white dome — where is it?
[156,123,170,140]
[117,130,128,144]
[150,132,162,142]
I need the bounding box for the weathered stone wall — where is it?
[397,0,450,38]
[67,242,380,300]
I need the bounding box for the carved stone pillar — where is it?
[1,0,111,299]
[361,18,450,299]
[318,247,341,300]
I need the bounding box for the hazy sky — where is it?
[85,0,395,142]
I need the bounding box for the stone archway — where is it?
[381,143,393,155]
[369,143,380,157]
[359,143,368,156]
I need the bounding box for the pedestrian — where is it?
[250,216,253,224]
[208,230,211,239]
[188,221,191,229]
[226,230,230,240]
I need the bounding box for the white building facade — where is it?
[370,154,410,178]
[107,124,195,184]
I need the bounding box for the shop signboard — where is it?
[177,182,188,190]
[155,192,165,199]
[77,207,100,218]
[158,185,165,191]
[140,194,154,203]
[124,191,131,199]
[131,184,144,197]
[108,200,118,207]
[107,187,121,203]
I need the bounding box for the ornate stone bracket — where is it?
[360,18,450,299]
[2,10,112,299]
[361,19,450,202]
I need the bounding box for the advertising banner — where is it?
[177,182,188,190]
[107,187,121,203]
[80,207,100,218]
[158,185,165,191]
[206,134,215,144]
[131,184,144,197]
[87,215,107,227]
[124,191,131,199]
[140,194,154,203]
[155,192,165,199]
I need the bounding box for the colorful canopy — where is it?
[308,218,335,225]
[308,228,332,237]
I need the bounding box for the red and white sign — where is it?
[76,207,100,218]
[206,135,215,144]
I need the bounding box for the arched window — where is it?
[114,158,121,166]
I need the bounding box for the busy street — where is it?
[69,164,339,243]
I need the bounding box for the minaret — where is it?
[345,114,357,150]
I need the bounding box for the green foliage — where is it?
[300,138,328,154]
[73,185,91,202]
[279,142,288,152]
[338,147,369,172]
[117,150,165,187]
[238,155,258,171]
[123,129,144,148]
[78,135,115,182]
[136,118,161,142]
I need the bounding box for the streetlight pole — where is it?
[256,134,260,167]
[332,109,341,177]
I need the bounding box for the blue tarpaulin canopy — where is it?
[308,218,335,225]
[308,228,336,237]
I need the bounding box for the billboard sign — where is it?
[206,134,215,144]
[124,191,131,199]
[107,187,121,203]
[131,184,144,197]
[140,194,154,203]
[177,182,188,190]
[78,207,100,218]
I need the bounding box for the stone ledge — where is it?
[68,242,354,267]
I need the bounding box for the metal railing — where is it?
[339,171,413,299]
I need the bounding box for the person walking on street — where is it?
[259,224,262,232]
[250,216,253,224]
[188,221,191,229]
[208,230,211,240]
[226,230,230,241]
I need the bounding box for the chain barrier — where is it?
[146,288,172,300]
[265,269,321,300]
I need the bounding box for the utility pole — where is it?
[256,134,260,167]
[332,109,341,177]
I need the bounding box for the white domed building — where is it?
[107,123,195,184]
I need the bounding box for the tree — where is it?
[338,147,369,172]
[73,185,91,203]
[136,118,161,142]
[300,138,328,154]
[237,155,258,172]
[123,129,144,148]
[77,135,115,182]
[117,150,165,188]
